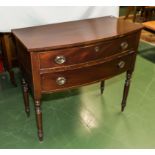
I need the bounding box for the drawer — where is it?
[41,52,136,92]
[39,33,139,69]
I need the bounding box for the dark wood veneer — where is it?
[39,32,138,69]
[41,52,136,92]
[12,16,143,141]
[12,16,142,52]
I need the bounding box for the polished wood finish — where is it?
[39,33,138,69]
[12,16,143,141]
[143,21,155,31]
[21,78,30,117]
[12,16,142,52]
[41,52,136,93]
[34,99,43,141]
[121,70,133,112]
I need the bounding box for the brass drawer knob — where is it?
[56,77,66,85]
[94,46,100,52]
[118,61,125,69]
[120,42,128,50]
[54,55,66,64]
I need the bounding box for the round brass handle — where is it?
[94,46,100,52]
[54,55,66,64]
[118,61,125,69]
[120,42,128,50]
[56,77,66,85]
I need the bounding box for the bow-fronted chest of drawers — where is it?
[12,16,143,141]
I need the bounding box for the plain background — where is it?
[0,6,119,32]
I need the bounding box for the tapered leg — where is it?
[100,80,105,94]
[121,71,133,112]
[34,100,43,141]
[21,78,30,117]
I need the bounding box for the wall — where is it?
[0,6,119,32]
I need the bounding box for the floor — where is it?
[0,41,155,148]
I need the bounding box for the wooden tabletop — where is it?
[12,16,143,52]
[143,21,155,31]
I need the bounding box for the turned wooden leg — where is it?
[21,78,30,117]
[121,71,132,112]
[34,100,43,141]
[100,80,105,94]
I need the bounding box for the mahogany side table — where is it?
[12,16,143,141]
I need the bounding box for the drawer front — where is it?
[41,52,136,92]
[39,33,138,69]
